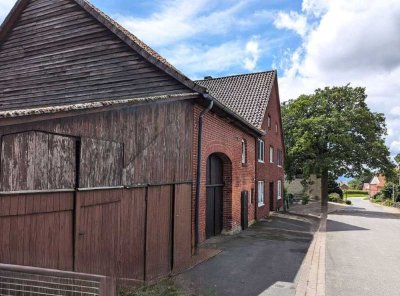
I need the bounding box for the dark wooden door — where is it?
[269,182,274,211]
[206,155,224,238]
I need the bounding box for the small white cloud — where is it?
[391,141,400,153]
[0,0,16,22]
[301,0,329,17]
[390,106,400,117]
[273,11,308,37]
[115,0,248,47]
[244,37,261,71]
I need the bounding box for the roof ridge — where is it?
[195,70,277,82]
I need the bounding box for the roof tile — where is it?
[196,71,276,129]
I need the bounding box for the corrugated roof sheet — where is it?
[196,71,276,129]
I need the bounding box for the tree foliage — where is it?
[282,85,394,202]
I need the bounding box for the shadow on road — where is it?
[326,219,369,232]
[174,215,317,296]
[332,210,400,220]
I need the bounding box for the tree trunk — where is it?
[321,171,329,209]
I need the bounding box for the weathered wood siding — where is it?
[0,0,192,111]
[0,101,193,188]
[1,131,76,191]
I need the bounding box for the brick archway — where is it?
[203,151,233,238]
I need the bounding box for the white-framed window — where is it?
[277,180,282,200]
[269,146,274,163]
[241,139,246,164]
[258,181,265,207]
[257,139,265,163]
[277,149,283,167]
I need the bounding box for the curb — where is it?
[294,212,326,296]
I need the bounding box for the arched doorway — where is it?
[206,154,224,238]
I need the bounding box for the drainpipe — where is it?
[195,94,214,252]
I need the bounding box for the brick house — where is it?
[364,174,386,197]
[0,0,285,290]
[196,71,285,229]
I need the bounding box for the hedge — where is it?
[344,190,368,195]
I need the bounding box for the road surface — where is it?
[326,198,400,296]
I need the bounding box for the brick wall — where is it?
[193,104,256,243]
[256,79,285,219]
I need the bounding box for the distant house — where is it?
[364,175,386,197]
[338,181,350,191]
[286,174,322,200]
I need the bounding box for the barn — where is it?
[0,0,285,294]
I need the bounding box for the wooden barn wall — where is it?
[0,101,194,188]
[0,101,194,281]
[0,192,74,271]
[0,0,192,111]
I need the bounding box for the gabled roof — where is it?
[0,0,265,136]
[0,0,206,95]
[196,71,276,129]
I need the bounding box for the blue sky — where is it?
[0,0,400,159]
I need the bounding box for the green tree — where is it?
[282,85,394,206]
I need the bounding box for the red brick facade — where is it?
[193,104,256,243]
[255,79,285,219]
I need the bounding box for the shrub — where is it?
[302,195,310,205]
[345,200,352,205]
[328,193,342,203]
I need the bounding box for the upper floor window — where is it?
[241,139,247,164]
[269,146,274,163]
[275,123,278,134]
[277,149,283,167]
[267,115,271,129]
[257,139,265,163]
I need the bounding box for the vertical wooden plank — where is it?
[173,184,192,272]
[48,134,76,189]
[33,131,49,190]
[146,185,173,280]
[80,138,123,188]
[118,188,146,280]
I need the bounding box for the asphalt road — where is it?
[326,198,400,296]
[175,214,318,296]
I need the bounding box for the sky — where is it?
[0,0,400,158]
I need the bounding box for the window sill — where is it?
[258,203,265,207]
[277,197,282,200]
[277,165,282,168]
[258,160,265,163]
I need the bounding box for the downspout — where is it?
[195,94,214,252]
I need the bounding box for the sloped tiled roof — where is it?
[196,71,276,129]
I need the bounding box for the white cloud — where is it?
[275,0,400,156]
[0,0,15,22]
[115,0,247,47]
[391,141,400,154]
[162,37,261,77]
[274,11,308,37]
[244,37,261,71]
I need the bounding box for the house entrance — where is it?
[206,154,224,238]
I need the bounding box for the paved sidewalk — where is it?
[174,214,318,296]
[288,201,347,296]
[288,200,346,218]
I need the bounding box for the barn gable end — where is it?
[0,0,197,111]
